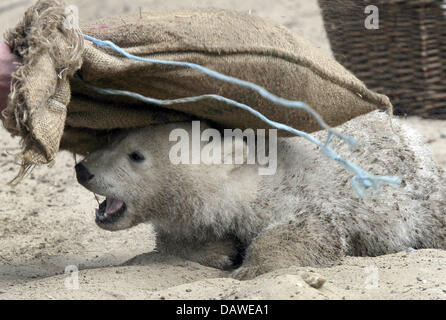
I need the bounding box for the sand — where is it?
[0,0,445,300]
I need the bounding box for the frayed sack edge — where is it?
[2,0,84,185]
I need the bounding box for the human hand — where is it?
[0,42,20,117]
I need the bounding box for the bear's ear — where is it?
[221,134,249,167]
[200,129,254,168]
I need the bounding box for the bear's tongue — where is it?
[105,198,124,215]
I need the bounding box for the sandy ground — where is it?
[0,0,445,300]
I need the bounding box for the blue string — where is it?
[81,34,401,196]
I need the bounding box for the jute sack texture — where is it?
[3,0,392,179]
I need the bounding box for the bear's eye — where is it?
[128,151,145,163]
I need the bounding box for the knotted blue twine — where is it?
[82,34,401,197]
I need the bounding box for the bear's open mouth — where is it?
[95,197,127,224]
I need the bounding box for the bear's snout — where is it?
[75,163,95,185]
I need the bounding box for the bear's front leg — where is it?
[232,220,344,280]
[156,233,242,270]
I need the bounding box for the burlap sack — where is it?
[3,0,392,180]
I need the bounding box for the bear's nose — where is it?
[75,163,95,184]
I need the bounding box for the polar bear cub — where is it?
[75,111,446,279]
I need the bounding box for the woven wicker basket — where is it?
[318,0,446,118]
